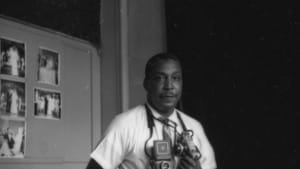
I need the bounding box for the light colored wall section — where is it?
[100,0,167,132]
[0,16,100,169]
[100,0,122,132]
[63,44,92,162]
[127,0,167,107]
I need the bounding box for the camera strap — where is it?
[176,112,187,131]
[145,103,155,136]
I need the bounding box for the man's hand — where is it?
[177,151,201,169]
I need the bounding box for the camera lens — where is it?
[161,161,170,169]
[175,144,184,155]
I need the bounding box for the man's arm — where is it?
[86,158,103,169]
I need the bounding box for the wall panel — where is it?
[0,16,100,169]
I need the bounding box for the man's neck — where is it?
[146,102,175,118]
[159,109,174,118]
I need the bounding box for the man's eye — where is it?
[173,76,181,81]
[153,76,164,81]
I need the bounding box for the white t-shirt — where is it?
[90,104,217,169]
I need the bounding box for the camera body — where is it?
[151,140,174,169]
[175,130,201,160]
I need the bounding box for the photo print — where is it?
[0,80,26,118]
[0,38,25,78]
[34,88,61,120]
[0,118,25,158]
[37,48,59,85]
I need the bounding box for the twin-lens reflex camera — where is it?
[150,130,201,169]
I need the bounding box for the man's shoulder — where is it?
[112,104,147,124]
[119,104,146,117]
[176,109,197,122]
[176,109,203,128]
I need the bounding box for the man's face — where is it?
[145,59,182,116]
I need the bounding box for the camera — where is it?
[151,140,174,169]
[175,130,201,160]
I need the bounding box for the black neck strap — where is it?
[177,111,187,131]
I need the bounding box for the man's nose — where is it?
[163,78,174,89]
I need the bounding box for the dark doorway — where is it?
[165,1,299,169]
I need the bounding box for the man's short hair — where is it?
[144,52,181,80]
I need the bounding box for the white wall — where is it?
[127,0,167,107]
[100,0,166,128]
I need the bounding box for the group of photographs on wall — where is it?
[0,37,62,158]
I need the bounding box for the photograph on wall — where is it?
[0,118,25,158]
[0,80,26,118]
[0,38,25,78]
[34,88,61,120]
[37,47,59,85]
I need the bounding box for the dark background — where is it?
[166,0,299,169]
[1,0,299,169]
[0,0,100,45]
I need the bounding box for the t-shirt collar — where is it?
[146,102,177,122]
